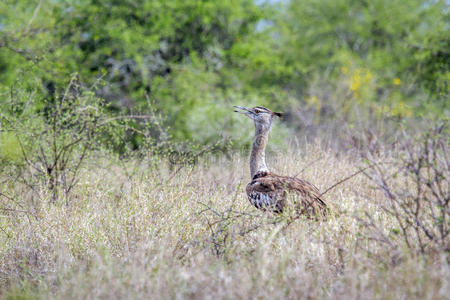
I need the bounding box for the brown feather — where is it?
[233,105,327,217]
[246,171,327,216]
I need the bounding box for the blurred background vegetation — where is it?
[0,0,448,161]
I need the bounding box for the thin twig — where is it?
[319,163,378,197]
[293,156,323,178]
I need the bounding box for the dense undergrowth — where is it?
[0,136,447,299]
[1,0,448,147]
[0,1,448,298]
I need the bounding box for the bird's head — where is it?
[234,105,283,130]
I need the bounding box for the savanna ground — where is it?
[1,137,448,299]
[1,1,448,298]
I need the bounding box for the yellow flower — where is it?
[308,95,319,104]
[350,78,360,91]
[341,66,349,74]
[394,78,401,85]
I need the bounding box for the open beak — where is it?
[233,105,255,117]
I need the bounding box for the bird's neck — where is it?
[250,125,270,178]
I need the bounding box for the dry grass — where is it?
[0,142,448,299]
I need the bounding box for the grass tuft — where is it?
[0,142,448,299]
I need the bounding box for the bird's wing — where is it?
[287,177,327,208]
[246,175,284,211]
[247,173,327,213]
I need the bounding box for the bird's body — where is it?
[246,171,327,215]
[234,105,327,217]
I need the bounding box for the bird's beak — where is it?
[233,105,255,116]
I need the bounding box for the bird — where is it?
[234,105,327,217]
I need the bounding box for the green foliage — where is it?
[272,0,449,110]
[0,76,124,204]
[0,132,22,165]
[0,0,447,149]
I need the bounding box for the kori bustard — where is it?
[234,105,327,216]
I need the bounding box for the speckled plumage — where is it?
[246,171,327,215]
[234,105,327,217]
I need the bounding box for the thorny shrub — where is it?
[0,75,125,206]
[358,125,449,263]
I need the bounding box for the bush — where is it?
[358,125,449,263]
[0,76,122,205]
